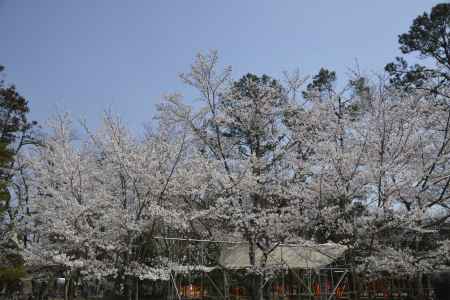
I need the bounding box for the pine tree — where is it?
[385,3,450,97]
[0,65,36,295]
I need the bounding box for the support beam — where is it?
[328,270,348,300]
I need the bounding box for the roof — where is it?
[219,242,346,270]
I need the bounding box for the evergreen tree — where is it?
[0,65,36,295]
[385,3,450,97]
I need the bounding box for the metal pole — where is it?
[201,243,205,300]
[281,246,285,298]
[327,271,347,300]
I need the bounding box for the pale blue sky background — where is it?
[0,1,442,132]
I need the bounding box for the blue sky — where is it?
[1,1,441,132]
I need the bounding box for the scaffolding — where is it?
[19,236,438,300]
[155,236,353,300]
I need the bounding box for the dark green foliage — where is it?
[349,77,370,98]
[0,65,36,290]
[308,68,336,92]
[229,73,285,102]
[0,66,36,218]
[0,231,26,295]
[0,251,25,283]
[0,141,13,220]
[219,73,288,158]
[398,3,450,64]
[385,3,450,93]
[303,67,371,119]
[348,76,373,116]
[302,68,336,100]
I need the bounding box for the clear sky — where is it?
[1,0,442,132]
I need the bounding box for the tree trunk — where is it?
[415,272,424,300]
[247,241,261,300]
[68,276,75,300]
[351,269,359,300]
[245,270,266,300]
[258,275,264,300]
[247,274,264,300]
[135,278,139,300]
[64,277,69,300]
[223,270,229,300]
[127,277,132,300]
[64,271,72,300]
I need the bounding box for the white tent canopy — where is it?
[219,242,347,270]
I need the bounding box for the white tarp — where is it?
[219,242,346,270]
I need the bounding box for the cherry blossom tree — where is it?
[159,51,319,300]
[24,113,192,300]
[19,49,450,300]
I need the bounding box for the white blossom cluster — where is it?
[17,52,450,292]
